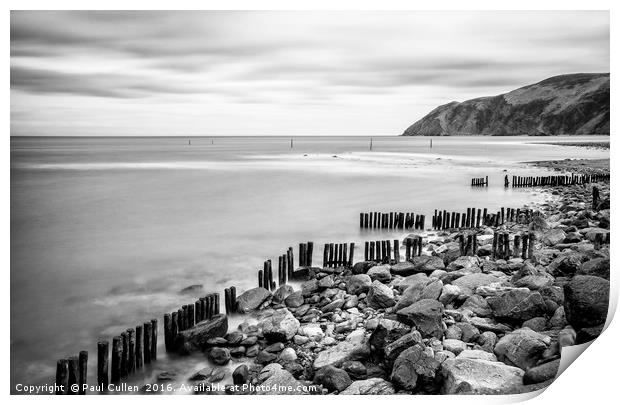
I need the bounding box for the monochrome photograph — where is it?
[9,7,611,396]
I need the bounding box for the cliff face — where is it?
[402,73,610,136]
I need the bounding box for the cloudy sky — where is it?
[11,11,609,136]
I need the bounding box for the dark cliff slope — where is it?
[402,73,609,136]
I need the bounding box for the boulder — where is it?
[313,329,370,369]
[284,291,304,308]
[352,260,377,275]
[413,255,446,272]
[298,323,325,340]
[318,275,335,289]
[446,256,479,272]
[395,273,429,293]
[542,229,567,246]
[578,258,610,279]
[232,364,249,385]
[384,331,423,363]
[487,289,547,322]
[272,285,294,303]
[420,279,443,300]
[460,294,492,317]
[208,347,230,365]
[257,364,308,395]
[236,288,272,313]
[301,279,320,296]
[339,378,395,395]
[548,253,586,277]
[522,317,548,332]
[173,314,228,353]
[451,274,500,297]
[456,350,497,362]
[390,345,440,392]
[367,281,396,309]
[390,261,417,276]
[563,275,610,328]
[258,308,300,342]
[314,365,352,392]
[439,284,461,305]
[523,359,560,384]
[347,274,372,295]
[443,339,467,355]
[440,358,524,394]
[494,328,550,370]
[367,265,392,283]
[396,299,444,339]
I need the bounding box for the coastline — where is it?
[142,158,611,395]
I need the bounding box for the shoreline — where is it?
[139,159,610,395]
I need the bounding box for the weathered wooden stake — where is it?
[56,359,69,395]
[111,336,122,383]
[78,351,87,394]
[151,319,158,361]
[143,322,152,365]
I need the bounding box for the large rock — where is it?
[384,332,423,363]
[256,364,308,395]
[236,288,272,313]
[208,347,230,365]
[173,314,228,352]
[339,378,395,395]
[395,273,429,292]
[314,365,352,392]
[578,258,610,280]
[451,273,500,297]
[440,358,524,394]
[272,285,294,303]
[390,345,440,392]
[548,252,586,277]
[487,289,547,322]
[367,280,396,309]
[494,328,550,370]
[284,291,304,308]
[542,229,567,246]
[391,256,445,276]
[258,308,300,342]
[396,299,444,339]
[563,275,610,328]
[524,359,560,384]
[352,260,377,275]
[367,265,392,283]
[313,329,370,369]
[347,274,372,295]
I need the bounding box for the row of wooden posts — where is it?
[362,236,423,263]
[55,351,88,395]
[323,242,355,268]
[359,211,425,230]
[492,231,535,260]
[432,207,536,230]
[471,176,488,187]
[508,173,609,188]
[95,319,157,392]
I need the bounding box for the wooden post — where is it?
[143,322,152,365]
[307,241,313,267]
[78,351,87,394]
[224,288,231,314]
[514,235,521,257]
[111,336,122,384]
[521,234,529,259]
[97,341,109,389]
[56,359,69,395]
[151,319,158,361]
[188,304,194,329]
[364,241,369,261]
[278,255,284,285]
[405,238,411,261]
[263,261,269,289]
[343,243,348,267]
[472,233,478,256]
[328,243,335,267]
[393,239,400,263]
[120,332,128,378]
[492,232,498,259]
[230,286,237,313]
[171,311,179,345]
[349,242,355,266]
[386,240,392,262]
[258,269,263,288]
[127,328,135,374]
[214,292,220,315]
[370,241,375,262]
[528,232,535,260]
[503,232,510,259]
[323,244,329,268]
[135,325,143,369]
[66,356,78,395]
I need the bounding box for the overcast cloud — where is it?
[10,11,609,136]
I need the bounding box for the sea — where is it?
[10,135,610,393]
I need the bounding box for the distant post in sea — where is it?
[430,138,433,148]
[291,138,293,148]
[370,137,373,151]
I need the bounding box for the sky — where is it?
[10,11,610,136]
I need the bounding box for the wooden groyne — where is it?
[471,176,488,187]
[509,173,609,188]
[322,242,355,268]
[432,207,537,230]
[360,212,425,230]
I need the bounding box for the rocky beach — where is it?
[154,159,611,395]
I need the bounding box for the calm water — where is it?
[10,135,609,392]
